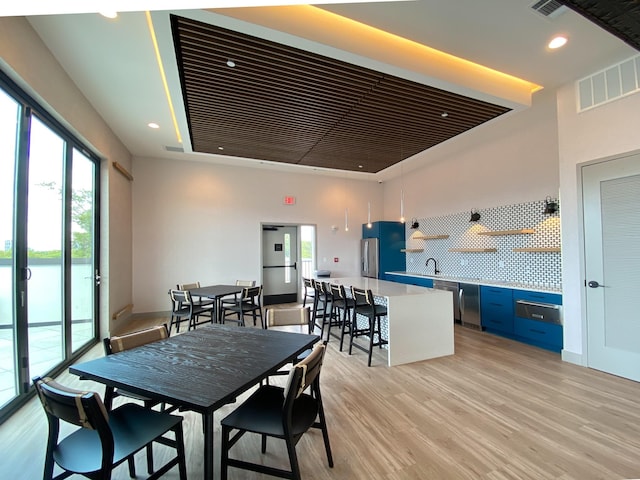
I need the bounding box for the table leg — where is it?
[203,412,215,479]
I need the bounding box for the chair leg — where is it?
[315,392,334,468]
[127,455,136,478]
[367,315,375,367]
[174,423,188,480]
[261,433,268,453]
[143,400,155,474]
[285,437,302,480]
[339,307,350,352]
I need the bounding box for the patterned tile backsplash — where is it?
[404,200,561,288]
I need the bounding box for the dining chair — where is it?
[349,286,389,367]
[220,341,333,480]
[33,375,187,480]
[103,324,176,474]
[220,279,256,309]
[168,288,213,333]
[177,281,215,309]
[220,285,263,327]
[263,306,314,380]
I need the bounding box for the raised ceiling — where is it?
[559,0,640,51]
[172,15,511,174]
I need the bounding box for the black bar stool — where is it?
[349,286,389,366]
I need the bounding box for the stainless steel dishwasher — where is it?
[433,280,460,323]
[459,283,481,330]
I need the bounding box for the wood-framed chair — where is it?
[220,285,263,327]
[220,280,256,309]
[33,375,187,480]
[264,306,314,378]
[311,280,333,339]
[177,281,215,309]
[329,283,356,351]
[220,341,333,480]
[349,286,389,367]
[302,277,315,308]
[168,288,213,333]
[103,324,175,474]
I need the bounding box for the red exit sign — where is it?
[283,196,296,205]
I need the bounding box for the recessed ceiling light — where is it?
[99,11,118,19]
[548,35,568,49]
[441,112,449,118]
[358,165,363,169]
[218,146,224,150]
[226,59,236,68]
[148,122,160,129]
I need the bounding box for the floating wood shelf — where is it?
[401,248,424,253]
[413,234,450,240]
[477,229,534,236]
[513,247,561,252]
[448,248,497,253]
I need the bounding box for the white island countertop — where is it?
[330,277,454,366]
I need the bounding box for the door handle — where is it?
[587,280,606,288]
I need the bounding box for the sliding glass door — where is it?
[0,75,100,422]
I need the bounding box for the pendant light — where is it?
[345,208,349,232]
[400,189,405,223]
[367,201,372,228]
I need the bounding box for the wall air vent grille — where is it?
[577,54,640,112]
[530,0,567,18]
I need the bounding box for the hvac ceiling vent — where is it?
[530,0,568,18]
[164,145,184,153]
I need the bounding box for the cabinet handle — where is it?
[489,302,503,306]
[530,329,546,335]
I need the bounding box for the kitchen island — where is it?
[330,277,454,366]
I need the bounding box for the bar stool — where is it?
[312,279,332,338]
[302,277,315,307]
[329,283,355,351]
[349,286,389,366]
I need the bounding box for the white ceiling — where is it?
[24,0,635,177]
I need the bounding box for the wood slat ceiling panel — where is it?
[171,14,511,173]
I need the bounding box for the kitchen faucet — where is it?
[425,257,440,275]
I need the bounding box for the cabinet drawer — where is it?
[515,318,563,349]
[481,306,514,333]
[481,285,513,301]
[513,290,562,305]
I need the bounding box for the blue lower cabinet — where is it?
[412,277,434,288]
[514,317,563,353]
[480,286,514,334]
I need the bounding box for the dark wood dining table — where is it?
[188,284,243,323]
[70,323,319,480]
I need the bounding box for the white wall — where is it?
[0,16,133,336]
[382,89,560,220]
[132,157,382,313]
[556,81,640,362]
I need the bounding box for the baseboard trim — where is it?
[561,349,584,366]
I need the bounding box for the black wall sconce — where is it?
[469,210,481,222]
[544,197,559,214]
[410,218,419,229]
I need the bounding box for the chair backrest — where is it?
[104,324,169,355]
[351,286,369,307]
[235,280,256,287]
[170,288,192,307]
[303,277,313,288]
[329,283,342,300]
[34,376,110,432]
[284,342,326,402]
[177,281,200,290]
[265,306,311,332]
[242,285,262,302]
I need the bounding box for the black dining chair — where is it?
[220,341,333,480]
[103,324,177,474]
[350,286,389,367]
[33,375,187,480]
[169,288,213,333]
[220,285,263,327]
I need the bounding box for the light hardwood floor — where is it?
[2,315,640,480]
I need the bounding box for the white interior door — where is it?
[582,153,640,382]
[262,225,298,305]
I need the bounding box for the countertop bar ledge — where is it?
[330,277,454,367]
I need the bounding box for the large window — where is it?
[0,73,100,422]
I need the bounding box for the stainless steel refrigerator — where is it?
[360,238,379,278]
